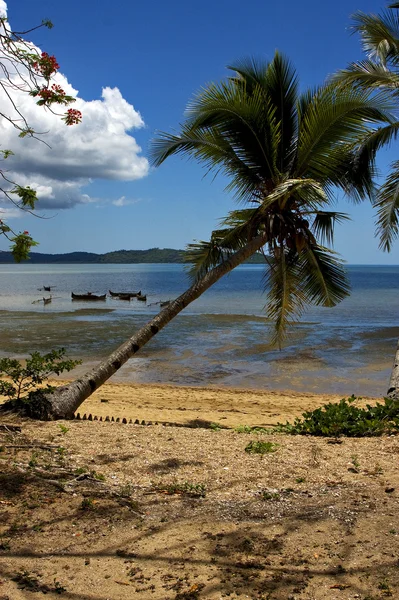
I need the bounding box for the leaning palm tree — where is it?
[20,52,393,419]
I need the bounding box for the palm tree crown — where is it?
[334,3,399,252]
[151,52,392,346]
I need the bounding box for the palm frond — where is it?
[298,244,350,307]
[311,211,350,246]
[333,60,399,91]
[258,178,330,212]
[229,53,300,174]
[185,207,263,280]
[351,9,399,64]
[375,160,399,251]
[264,250,306,349]
[296,84,394,192]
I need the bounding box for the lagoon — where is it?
[0,263,398,396]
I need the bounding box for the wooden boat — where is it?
[117,294,131,301]
[136,294,147,302]
[160,300,171,308]
[71,292,106,301]
[43,296,52,305]
[38,286,56,292]
[109,290,141,298]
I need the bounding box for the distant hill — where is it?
[0,247,266,264]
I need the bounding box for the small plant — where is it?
[58,424,69,434]
[209,422,222,431]
[57,446,66,457]
[53,579,66,594]
[28,451,39,468]
[74,466,88,475]
[277,395,399,437]
[160,481,206,498]
[245,441,279,454]
[378,580,393,596]
[262,491,280,500]
[351,454,360,470]
[295,476,305,483]
[80,497,94,511]
[235,424,253,433]
[235,424,273,434]
[118,483,134,498]
[0,349,81,404]
[91,470,105,481]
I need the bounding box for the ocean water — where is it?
[0,263,398,397]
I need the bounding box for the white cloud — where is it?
[0,2,6,18]
[0,4,149,214]
[112,196,141,207]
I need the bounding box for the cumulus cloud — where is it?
[0,3,149,214]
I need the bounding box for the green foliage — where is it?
[209,422,222,431]
[235,424,272,434]
[0,349,81,404]
[9,231,39,263]
[80,498,94,511]
[244,441,280,454]
[160,481,206,498]
[0,149,14,159]
[10,185,37,208]
[277,395,399,437]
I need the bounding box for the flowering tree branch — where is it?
[0,17,82,261]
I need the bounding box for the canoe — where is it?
[160,300,171,308]
[109,290,141,298]
[43,297,52,305]
[117,294,131,301]
[136,294,147,302]
[71,292,106,301]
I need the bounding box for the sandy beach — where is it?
[1,382,398,599]
[65,380,381,428]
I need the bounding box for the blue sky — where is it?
[2,0,399,264]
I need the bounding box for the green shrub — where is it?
[245,441,279,454]
[277,395,399,437]
[0,349,81,404]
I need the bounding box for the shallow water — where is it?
[0,263,398,396]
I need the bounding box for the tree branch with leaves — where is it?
[0,16,82,260]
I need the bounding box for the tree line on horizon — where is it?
[0,248,266,264]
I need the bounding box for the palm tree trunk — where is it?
[31,234,267,419]
[387,340,399,400]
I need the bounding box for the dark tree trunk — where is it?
[387,340,399,400]
[24,235,267,419]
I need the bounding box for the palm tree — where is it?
[334,3,399,252]
[21,52,393,419]
[334,3,399,399]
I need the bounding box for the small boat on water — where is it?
[160,300,171,308]
[43,296,52,305]
[136,294,147,302]
[71,292,106,301]
[38,286,56,292]
[117,294,131,301]
[109,290,141,298]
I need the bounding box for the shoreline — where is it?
[54,379,384,427]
